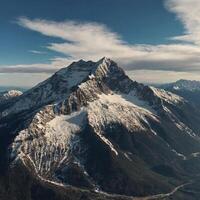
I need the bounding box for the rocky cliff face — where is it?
[1,58,200,200]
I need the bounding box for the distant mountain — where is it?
[0,58,200,200]
[0,90,22,104]
[160,79,200,108]
[161,79,200,91]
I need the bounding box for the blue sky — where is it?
[1,0,200,87]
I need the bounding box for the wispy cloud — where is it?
[29,50,47,54]
[1,0,200,84]
[15,15,200,72]
[0,57,72,73]
[165,0,200,45]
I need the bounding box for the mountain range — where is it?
[160,79,200,108]
[0,58,200,200]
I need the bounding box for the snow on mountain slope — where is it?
[9,88,191,192]
[11,90,160,181]
[87,93,160,155]
[11,106,87,178]
[0,60,95,118]
[88,93,159,132]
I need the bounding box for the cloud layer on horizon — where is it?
[1,0,200,83]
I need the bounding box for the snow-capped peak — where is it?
[0,58,129,117]
[0,57,185,121]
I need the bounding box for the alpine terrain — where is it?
[0,58,200,200]
[161,79,200,109]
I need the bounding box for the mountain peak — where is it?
[54,57,126,93]
[96,56,112,63]
[55,57,115,80]
[0,58,184,119]
[0,58,131,117]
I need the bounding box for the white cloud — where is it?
[2,0,200,84]
[13,16,200,73]
[29,50,47,54]
[165,0,200,45]
[0,57,73,73]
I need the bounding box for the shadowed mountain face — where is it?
[1,58,200,200]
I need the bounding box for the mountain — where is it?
[161,79,200,108]
[1,58,200,200]
[0,90,22,103]
[161,79,200,92]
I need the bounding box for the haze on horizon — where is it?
[1,0,200,88]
